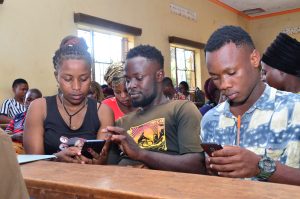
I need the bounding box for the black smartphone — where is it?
[81,140,106,159]
[201,143,223,157]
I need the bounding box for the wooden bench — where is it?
[21,161,300,199]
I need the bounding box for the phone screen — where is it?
[81,140,106,159]
[201,143,223,157]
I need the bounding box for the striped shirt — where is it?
[0,98,26,118]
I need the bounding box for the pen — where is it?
[237,115,241,146]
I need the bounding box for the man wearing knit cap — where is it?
[261,33,300,93]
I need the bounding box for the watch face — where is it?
[259,157,276,173]
[264,159,274,172]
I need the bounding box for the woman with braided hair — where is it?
[102,62,136,120]
[23,42,114,164]
[88,81,105,102]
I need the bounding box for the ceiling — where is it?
[213,0,300,19]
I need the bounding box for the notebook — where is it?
[17,155,56,164]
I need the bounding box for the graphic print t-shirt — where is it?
[128,118,167,151]
[115,100,203,166]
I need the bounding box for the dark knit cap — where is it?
[262,33,300,77]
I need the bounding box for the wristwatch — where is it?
[256,155,276,181]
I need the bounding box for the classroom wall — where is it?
[248,12,300,54]
[0,0,247,103]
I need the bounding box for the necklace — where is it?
[58,95,87,129]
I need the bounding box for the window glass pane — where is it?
[185,50,194,71]
[95,62,110,85]
[78,28,132,85]
[94,32,122,63]
[77,29,92,54]
[176,48,185,70]
[177,70,186,84]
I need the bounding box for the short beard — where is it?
[132,83,157,108]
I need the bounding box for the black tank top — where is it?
[44,95,100,154]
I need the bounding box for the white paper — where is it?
[17,155,56,164]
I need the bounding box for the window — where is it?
[170,46,196,89]
[77,29,133,85]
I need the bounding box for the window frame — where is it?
[170,45,197,89]
[77,26,134,84]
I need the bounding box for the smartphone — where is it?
[81,140,106,159]
[201,143,223,157]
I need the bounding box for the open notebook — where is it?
[17,155,56,164]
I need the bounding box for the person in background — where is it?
[194,87,205,108]
[0,78,29,124]
[201,25,300,185]
[261,33,300,93]
[24,43,114,164]
[178,81,204,107]
[99,45,205,174]
[162,77,176,100]
[5,88,42,154]
[178,81,192,100]
[199,78,220,116]
[88,81,104,102]
[102,62,136,120]
[101,84,115,99]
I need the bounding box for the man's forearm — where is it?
[137,150,206,174]
[268,162,300,186]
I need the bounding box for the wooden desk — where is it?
[21,161,300,199]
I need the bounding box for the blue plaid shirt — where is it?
[201,84,300,168]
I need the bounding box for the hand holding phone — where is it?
[81,140,106,159]
[201,143,223,157]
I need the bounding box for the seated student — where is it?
[199,77,220,116]
[194,87,205,108]
[178,81,192,100]
[162,77,176,100]
[102,63,136,120]
[261,33,300,93]
[0,78,29,124]
[88,81,104,102]
[23,42,114,163]
[97,45,205,174]
[5,88,42,154]
[178,81,205,107]
[101,84,115,99]
[201,25,300,185]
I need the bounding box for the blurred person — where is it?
[178,81,191,100]
[5,89,42,154]
[101,84,114,99]
[261,33,300,93]
[88,81,104,102]
[199,78,220,116]
[162,77,176,100]
[0,78,29,124]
